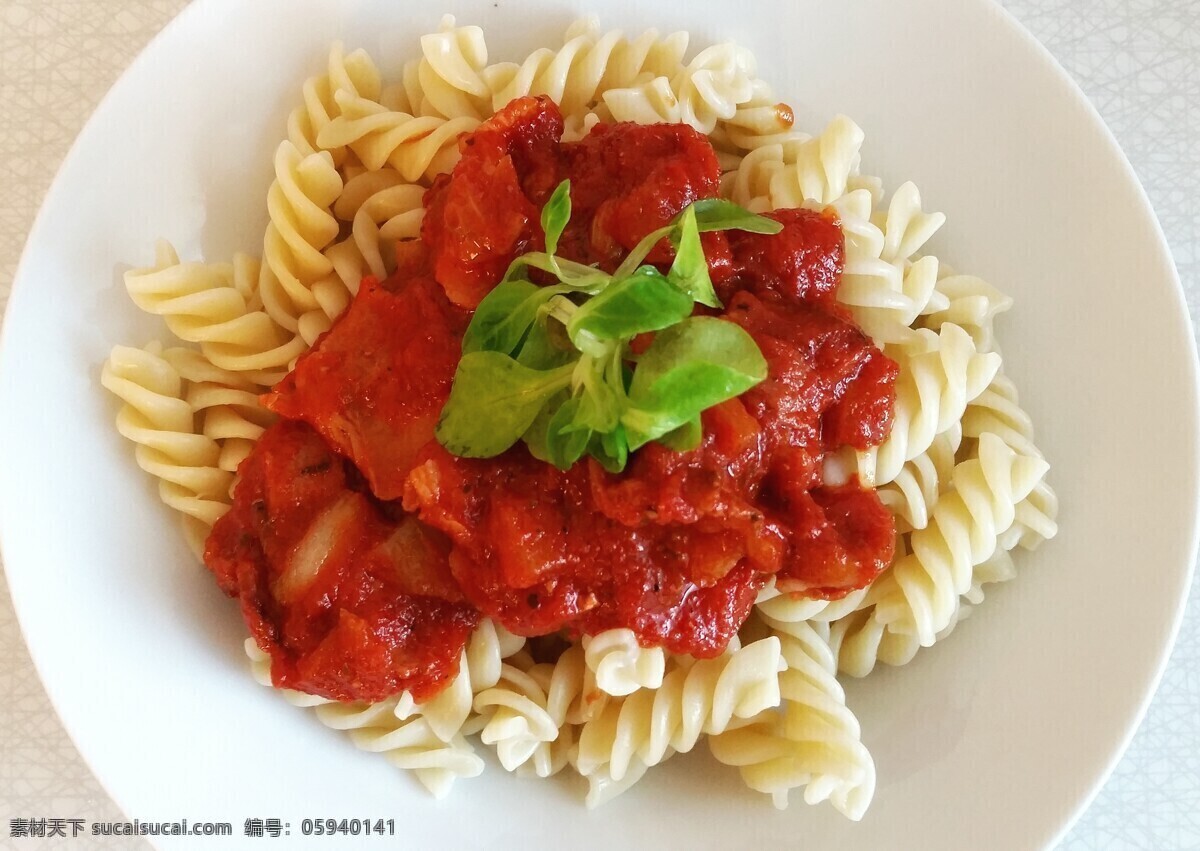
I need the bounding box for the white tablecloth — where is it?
[1,1,1197,847]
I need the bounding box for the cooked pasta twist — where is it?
[827,541,1017,677]
[821,189,931,347]
[391,619,527,743]
[483,17,689,118]
[873,181,947,266]
[709,616,874,819]
[729,115,866,209]
[101,343,232,543]
[162,347,275,475]
[854,323,1001,488]
[713,78,798,152]
[960,373,1060,549]
[876,422,962,533]
[122,242,307,385]
[462,643,596,776]
[257,142,345,344]
[960,372,1041,463]
[573,637,785,796]
[464,664,561,772]
[829,186,885,261]
[583,628,666,697]
[400,15,492,121]
[752,580,870,627]
[324,169,426,291]
[287,41,382,164]
[317,90,479,185]
[320,706,484,800]
[720,143,786,212]
[602,42,757,134]
[870,433,1049,645]
[512,644,596,777]
[919,270,1014,354]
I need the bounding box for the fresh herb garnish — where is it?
[435,180,781,471]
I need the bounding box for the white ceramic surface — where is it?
[0,1,1195,848]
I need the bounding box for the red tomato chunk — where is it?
[263,273,467,501]
[205,421,476,703]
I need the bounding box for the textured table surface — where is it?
[1,1,1198,848]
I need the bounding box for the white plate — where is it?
[1,0,1196,848]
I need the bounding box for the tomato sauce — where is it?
[205,95,898,699]
[263,275,466,501]
[205,421,476,703]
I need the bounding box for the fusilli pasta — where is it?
[573,638,785,797]
[710,616,874,819]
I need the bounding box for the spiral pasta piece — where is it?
[762,115,865,208]
[960,373,1060,549]
[159,347,275,476]
[875,422,962,533]
[466,663,562,772]
[751,584,830,625]
[336,715,484,800]
[828,541,1018,677]
[919,271,1014,353]
[871,433,1049,645]
[960,372,1041,462]
[873,181,947,266]
[573,637,785,793]
[389,619,527,743]
[483,18,690,118]
[506,644,596,778]
[855,323,1001,488]
[325,169,426,291]
[317,90,479,186]
[602,42,757,134]
[583,628,666,697]
[752,579,872,629]
[720,143,785,212]
[714,78,798,152]
[122,242,308,385]
[287,41,383,163]
[257,142,345,344]
[709,616,874,819]
[101,342,232,536]
[830,185,948,345]
[398,15,492,121]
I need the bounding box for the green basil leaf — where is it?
[667,206,721,309]
[515,319,575,370]
[587,425,629,473]
[524,394,591,469]
[521,390,567,464]
[463,280,561,355]
[690,199,784,234]
[612,224,674,281]
[657,414,702,452]
[505,252,609,293]
[567,267,694,344]
[544,398,591,468]
[572,359,622,433]
[541,180,572,256]
[436,353,574,458]
[622,317,767,450]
